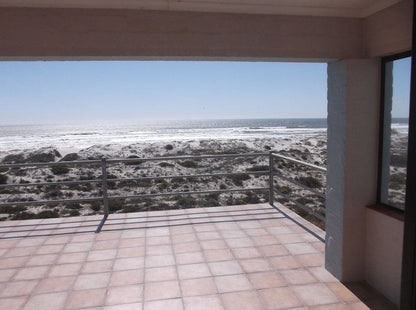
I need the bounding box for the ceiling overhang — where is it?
[0,0,403,18]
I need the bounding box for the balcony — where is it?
[0,202,396,309]
[0,153,398,309]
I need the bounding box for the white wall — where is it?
[326,59,380,281]
[366,208,404,306]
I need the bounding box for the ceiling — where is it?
[0,0,403,18]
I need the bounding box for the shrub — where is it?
[159,162,174,168]
[179,160,199,168]
[0,174,8,185]
[175,196,196,208]
[246,165,269,172]
[69,210,80,216]
[61,153,79,161]
[0,205,27,214]
[124,155,143,166]
[2,154,25,164]
[65,203,82,210]
[219,183,227,190]
[171,177,185,183]
[109,200,123,212]
[277,186,292,194]
[298,176,322,188]
[27,152,56,163]
[51,165,70,175]
[165,144,174,150]
[136,179,152,187]
[11,211,36,220]
[90,201,101,212]
[122,205,140,213]
[230,174,250,186]
[35,210,60,219]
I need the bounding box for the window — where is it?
[379,53,411,210]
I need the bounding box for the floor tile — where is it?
[222,291,264,310]
[176,252,204,265]
[113,257,144,271]
[239,258,272,273]
[183,295,224,310]
[144,298,183,310]
[291,283,339,306]
[110,269,144,286]
[26,254,58,266]
[106,285,143,305]
[232,247,262,259]
[280,269,317,285]
[23,292,67,310]
[0,297,27,310]
[73,272,111,290]
[146,254,175,268]
[269,255,302,270]
[36,276,75,293]
[82,259,114,274]
[215,274,252,293]
[144,281,181,301]
[247,271,286,289]
[145,266,177,282]
[259,287,303,309]
[178,263,211,279]
[66,288,107,309]
[203,249,234,262]
[49,263,82,277]
[0,280,38,297]
[209,261,243,276]
[181,277,217,297]
[13,266,49,280]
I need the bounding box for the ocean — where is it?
[0,118,408,153]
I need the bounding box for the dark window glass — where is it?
[380,56,411,210]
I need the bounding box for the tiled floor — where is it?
[0,203,396,309]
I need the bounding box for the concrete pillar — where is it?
[326,59,380,281]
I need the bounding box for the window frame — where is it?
[377,50,412,212]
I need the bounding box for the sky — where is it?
[392,57,412,118]
[0,61,328,125]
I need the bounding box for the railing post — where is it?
[269,151,274,206]
[96,158,109,233]
[101,158,109,217]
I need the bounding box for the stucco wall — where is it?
[0,7,363,60]
[364,0,413,57]
[366,209,404,306]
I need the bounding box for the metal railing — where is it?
[0,151,327,232]
[270,152,327,221]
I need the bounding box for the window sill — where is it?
[366,204,405,222]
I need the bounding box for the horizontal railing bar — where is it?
[108,187,269,200]
[0,179,102,189]
[271,153,327,172]
[0,160,102,169]
[273,172,326,199]
[107,171,268,183]
[0,197,103,207]
[274,188,325,221]
[107,152,268,163]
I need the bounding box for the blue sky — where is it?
[0,59,411,125]
[0,61,329,125]
[392,57,412,117]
